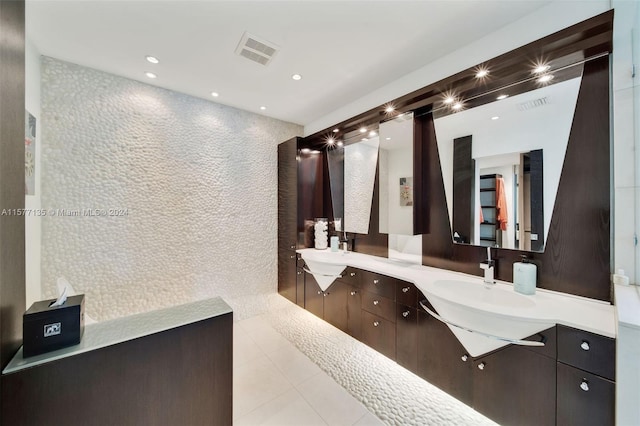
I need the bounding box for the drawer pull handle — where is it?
[580,380,589,392]
[290,255,295,259]
[350,291,357,296]
[461,354,468,362]
[373,279,380,284]
[478,362,486,371]
[373,300,380,306]
[581,341,590,351]
[402,287,410,293]
[350,272,356,277]
[402,311,410,318]
[373,321,380,327]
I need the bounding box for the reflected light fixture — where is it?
[310,150,321,154]
[211,92,219,97]
[292,74,302,81]
[369,131,377,137]
[537,74,554,83]
[260,106,267,110]
[337,141,344,147]
[497,94,508,100]
[145,72,157,79]
[385,137,391,141]
[146,56,159,64]
[359,127,367,133]
[444,96,455,104]
[361,137,368,141]
[333,128,339,133]
[385,105,395,113]
[491,116,500,120]
[301,148,311,154]
[326,137,335,145]
[452,102,463,110]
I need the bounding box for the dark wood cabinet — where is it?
[417,308,473,405]
[296,266,305,307]
[346,285,362,339]
[277,138,299,303]
[361,291,395,323]
[361,311,396,360]
[396,305,418,373]
[473,345,556,426]
[557,325,615,380]
[304,273,324,319]
[324,281,349,331]
[556,362,615,426]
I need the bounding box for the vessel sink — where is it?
[420,279,554,357]
[300,253,347,291]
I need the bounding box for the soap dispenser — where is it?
[513,255,536,295]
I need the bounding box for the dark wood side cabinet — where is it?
[278,138,299,303]
[2,299,233,426]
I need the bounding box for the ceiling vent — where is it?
[517,96,550,111]
[235,32,279,66]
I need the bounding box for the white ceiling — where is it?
[26,0,551,127]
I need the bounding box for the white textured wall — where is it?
[40,57,302,321]
[344,140,378,234]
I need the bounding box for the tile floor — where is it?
[233,316,385,426]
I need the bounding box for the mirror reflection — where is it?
[436,74,582,252]
[342,137,379,234]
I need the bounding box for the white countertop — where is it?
[615,284,640,331]
[299,248,616,339]
[3,297,232,374]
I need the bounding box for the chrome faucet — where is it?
[479,246,495,286]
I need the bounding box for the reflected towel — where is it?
[496,177,508,231]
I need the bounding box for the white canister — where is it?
[513,255,537,295]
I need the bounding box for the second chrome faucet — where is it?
[479,246,495,286]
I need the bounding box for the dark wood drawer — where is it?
[338,267,361,287]
[557,325,615,380]
[361,311,396,360]
[557,362,615,426]
[396,305,418,373]
[361,291,395,323]
[396,281,417,307]
[360,271,396,299]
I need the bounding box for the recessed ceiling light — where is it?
[533,64,550,74]
[333,128,339,133]
[326,137,335,145]
[260,106,267,110]
[444,96,455,104]
[337,141,344,147]
[145,72,157,79]
[497,94,508,100]
[301,148,311,154]
[491,116,500,120]
[385,105,395,113]
[146,56,159,64]
[452,102,463,110]
[475,69,489,78]
[385,137,391,141]
[211,92,219,97]
[359,127,367,133]
[292,74,302,81]
[369,131,377,137]
[537,74,554,83]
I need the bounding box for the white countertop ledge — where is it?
[298,248,616,339]
[3,297,232,375]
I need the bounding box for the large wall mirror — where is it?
[436,63,583,252]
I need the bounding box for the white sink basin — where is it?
[300,252,347,291]
[421,279,554,357]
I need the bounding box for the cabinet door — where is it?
[361,311,396,360]
[396,305,418,373]
[417,310,473,405]
[277,249,297,303]
[277,138,297,251]
[304,273,324,318]
[557,362,615,426]
[323,281,348,332]
[296,267,304,307]
[473,345,556,426]
[346,285,362,340]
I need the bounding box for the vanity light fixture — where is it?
[369,131,377,137]
[336,141,344,147]
[333,128,339,133]
[443,96,455,104]
[475,68,489,78]
[359,127,367,133]
[533,64,550,74]
[327,137,335,145]
[145,56,159,64]
[384,105,395,113]
[452,102,463,110]
[260,106,267,110]
[211,92,219,97]
[292,74,302,81]
[497,94,509,100]
[537,74,554,83]
[145,72,157,79]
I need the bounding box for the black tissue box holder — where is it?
[23,294,85,358]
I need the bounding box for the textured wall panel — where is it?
[40,57,302,320]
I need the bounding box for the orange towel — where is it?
[496,177,508,231]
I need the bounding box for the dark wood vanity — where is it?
[277,10,616,426]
